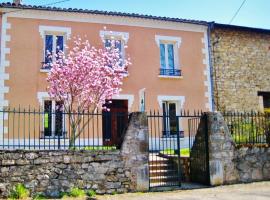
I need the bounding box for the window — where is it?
[39,26,71,71]
[43,34,64,69]
[105,39,123,61]
[258,92,270,112]
[100,30,129,66]
[162,101,179,136]
[155,35,181,77]
[43,100,65,138]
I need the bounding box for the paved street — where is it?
[97,181,270,200]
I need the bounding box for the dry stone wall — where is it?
[210,27,270,111]
[207,112,270,185]
[0,112,149,198]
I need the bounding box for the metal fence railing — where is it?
[223,111,270,145]
[0,108,129,150]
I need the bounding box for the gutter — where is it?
[207,22,215,111]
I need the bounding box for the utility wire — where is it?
[3,0,72,14]
[229,0,247,24]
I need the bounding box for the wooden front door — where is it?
[102,100,128,147]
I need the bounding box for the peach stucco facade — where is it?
[0,9,212,113]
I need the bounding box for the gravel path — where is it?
[97,181,270,200]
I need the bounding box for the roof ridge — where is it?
[0,2,208,25]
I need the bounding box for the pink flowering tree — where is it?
[47,37,130,148]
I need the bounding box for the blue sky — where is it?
[1,0,270,29]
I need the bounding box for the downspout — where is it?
[207,22,215,111]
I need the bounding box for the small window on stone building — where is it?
[258,92,270,112]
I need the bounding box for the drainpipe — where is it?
[207,22,216,111]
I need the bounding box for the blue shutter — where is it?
[45,35,53,64]
[160,43,166,68]
[167,44,175,69]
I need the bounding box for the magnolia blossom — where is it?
[47,37,130,112]
[46,37,130,147]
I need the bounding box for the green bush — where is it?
[86,189,96,197]
[33,193,47,200]
[69,187,85,198]
[229,119,267,144]
[9,183,30,199]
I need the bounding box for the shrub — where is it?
[9,183,30,199]
[86,189,96,197]
[69,187,85,198]
[33,193,47,200]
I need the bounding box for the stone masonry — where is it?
[0,112,149,198]
[210,26,270,111]
[207,112,270,185]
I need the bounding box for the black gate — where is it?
[147,110,204,188]
[189,114,210,185]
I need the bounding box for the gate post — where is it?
[121,112,149,191]
[207,112,238,186]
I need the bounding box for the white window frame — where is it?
[158,95,185,136]
[39,26,71,72]
[100,30,129,61]
[155,35,181,76]
[37,92,66,138]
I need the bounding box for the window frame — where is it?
[100,30,129,63]
[41,99,66,139]
[155,35,182,77]
[42,32,66,70]
[39,26,71,73]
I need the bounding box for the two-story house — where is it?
[0,1,213,147]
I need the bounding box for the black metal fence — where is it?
[0,108,129,150]
[147,110,203,188]
[223,111,270,145]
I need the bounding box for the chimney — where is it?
[13,0,22,5]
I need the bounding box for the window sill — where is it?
[40,69,51,73]
[158,75,183,79]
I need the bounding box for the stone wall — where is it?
[207,112,270,185]
[0,112,149,198]
[210,26,270,111]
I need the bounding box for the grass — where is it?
[8,183,30,200]
[86,189,96,198]
[160,148,190,157]
[68,188,85,198]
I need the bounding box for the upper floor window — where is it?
[44,34,64,67]
[39,26,71,72]
[155,35,181,77]
[100,30,129,65]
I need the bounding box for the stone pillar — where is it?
[121,112,149,192]
[207,112,239,185]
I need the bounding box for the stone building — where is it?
[210,23,270,111]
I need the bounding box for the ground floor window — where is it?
[162,101,179,136]
[258,91,270,112]
[43,100,65,138]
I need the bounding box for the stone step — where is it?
[150,175,180,183]
[150,169,178,177]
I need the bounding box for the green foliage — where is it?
[111,191,117,195]
[68,187,85,198]
[33,193,47,200]
[59,192,69,199]
[160,148,190,157]
[8,183,30,199]
[230,119,267,144]
[86,189,96,197]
